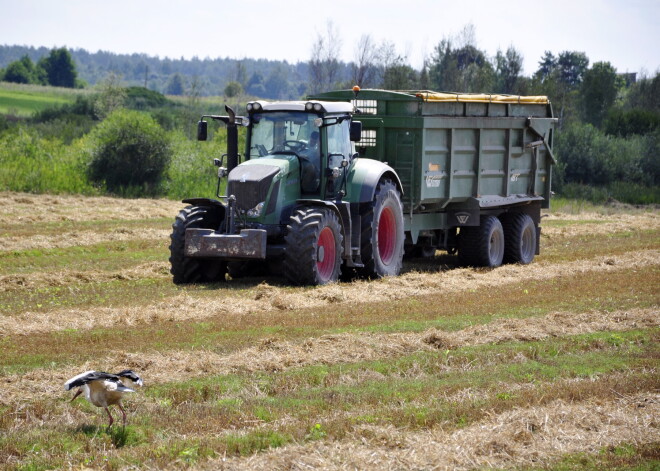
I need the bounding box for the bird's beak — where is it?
[70,388,82,402]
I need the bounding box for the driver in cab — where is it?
[300,131,320,193]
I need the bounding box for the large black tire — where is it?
[283,207,343,285]
[169,206,227,284]
[502,213,536,264]
[357,179,405,278]
[458,215,505,268]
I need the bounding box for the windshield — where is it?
[249,112,318,158]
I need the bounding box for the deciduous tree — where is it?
[495,47,523,94]
[308,21,342,94]
[581,61,619,127]
[38,47,78,88]
[1,55,39,84]
[351,34,379,88]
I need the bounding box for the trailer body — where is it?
[312,89,556,255]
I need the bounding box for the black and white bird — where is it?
[64,370,144,427]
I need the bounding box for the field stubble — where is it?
[0,192,658,470]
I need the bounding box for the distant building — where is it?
[619,72,637,87]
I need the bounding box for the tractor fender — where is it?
[295,199,352,260]
[346,158,404,204]
[181,198,226,218]
[295,199,346,226]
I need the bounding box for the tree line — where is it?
[0,47,80,88]
[0,23,658,198]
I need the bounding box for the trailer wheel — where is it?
[284,207,343,285]
[358,179,404,278]
[169,206,227,284]
[458,216,505,268]
[503,213,536,264]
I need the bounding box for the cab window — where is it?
[326,120,351,169]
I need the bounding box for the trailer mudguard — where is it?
[345,158,403,204]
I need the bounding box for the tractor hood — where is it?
[226,156,299,215]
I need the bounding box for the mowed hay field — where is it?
[0,192,658,470]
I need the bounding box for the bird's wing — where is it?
[116,369,144,387]
[64,371,121,390]
[105,379,136,393]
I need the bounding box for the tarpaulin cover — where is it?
[415,92,549,104]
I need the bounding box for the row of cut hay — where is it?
[2,250,658,334]
[2,307,656,406]
[216,393,659,471]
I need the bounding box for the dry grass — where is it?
[216,393,659,470]
[1,192,658,470]
[2,307,656,406]
[542,210,659,238]
[0,192,184,224]
[0,228,170,252]
[0,261,170,293]
[1,250,657,335]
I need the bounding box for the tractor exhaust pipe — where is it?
[225,105,239,173]
[197,106,245,173]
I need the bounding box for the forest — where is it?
[0,24,658,203]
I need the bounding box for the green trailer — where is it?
[169,88,556,286]
[312,88,557,265]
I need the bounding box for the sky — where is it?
[1,0,658,77]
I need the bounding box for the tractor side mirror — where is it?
[350,121,362,142]
[197,120,208,141]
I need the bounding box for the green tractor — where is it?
[169,96,405,285]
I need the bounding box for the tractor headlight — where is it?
[247,102,262,112]
[247,201,265,218]
[305,102,325,112]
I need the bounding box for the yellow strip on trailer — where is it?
[415,91,549,104]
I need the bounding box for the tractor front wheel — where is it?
[283,207,343,285]
[169,206,227,284]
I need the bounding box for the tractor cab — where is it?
[243,100,360,201]
[172,95,403,286]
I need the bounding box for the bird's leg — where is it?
[118,403,127,427]
[105,407,114,428]
[70,388,82,402]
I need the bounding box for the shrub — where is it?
[164,126,241,199]
[554,121,656,188]
[604,108,660,137]
[224,81,243,98]
[86,109,172,194]
[125,87,170,109]
[0,127,94,194]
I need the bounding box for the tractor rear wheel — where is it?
[283,207,343,285]
[357,179,404,278]
[169,206,227,284]
[458,215,505,268]
[502,213,536,264]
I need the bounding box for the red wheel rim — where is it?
[317,226,336,281]
[378,207,396,265]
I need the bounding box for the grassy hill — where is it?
[0,82,89,116]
